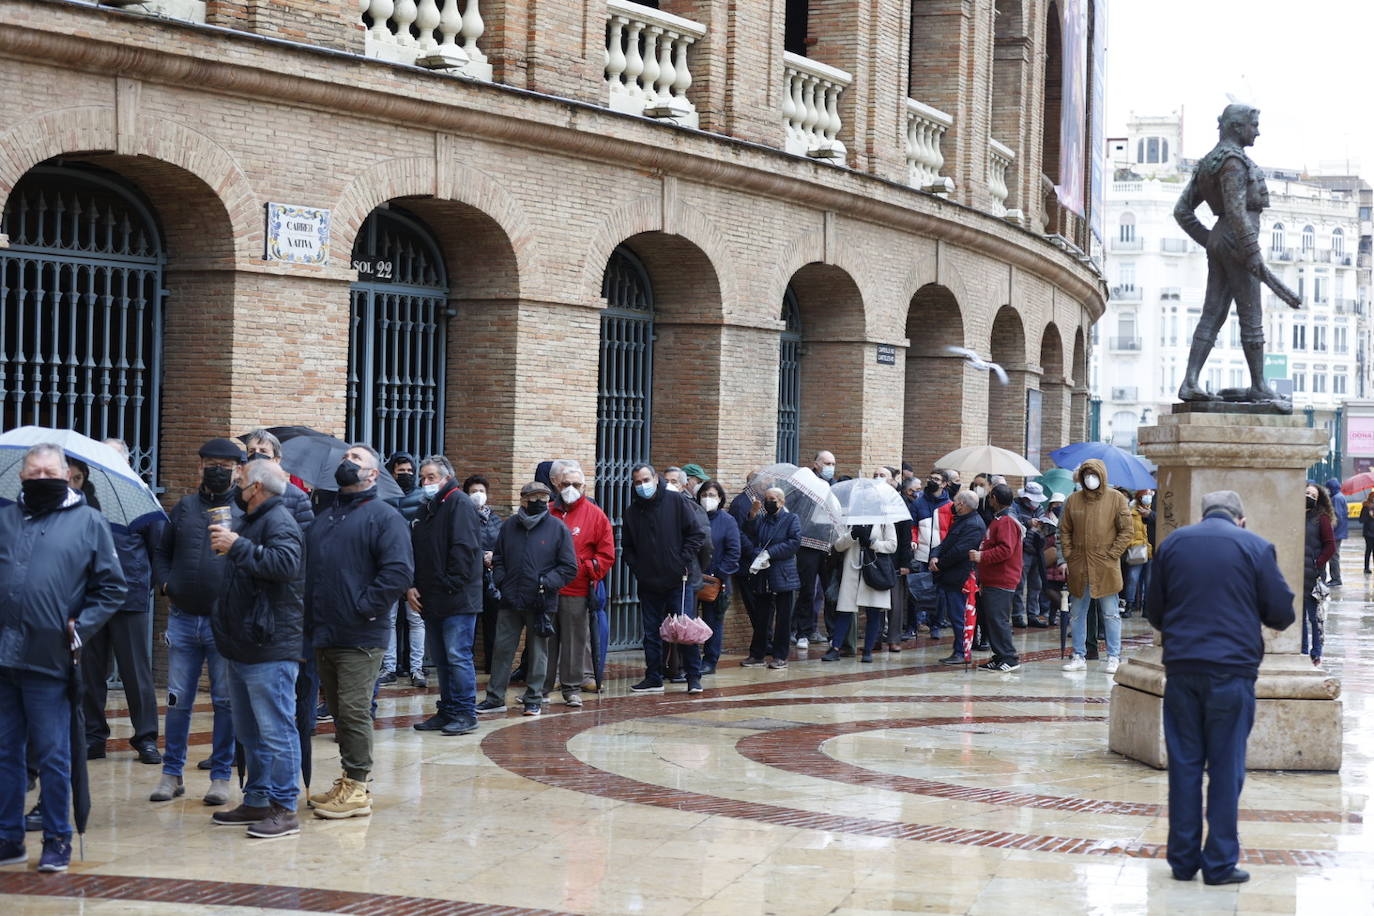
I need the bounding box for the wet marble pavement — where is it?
[2,545,1371,915]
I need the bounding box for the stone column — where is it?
[1108,408,1342,771]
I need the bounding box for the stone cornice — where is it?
[0,3,1106,317]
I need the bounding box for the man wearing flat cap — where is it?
[149,437,245,807]
[1145,490,1294,887]
[480,482,577,717]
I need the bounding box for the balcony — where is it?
[1160,287,1181,301]
[1110,284,1140,301]
[782,52,852,161]
[1311,249,1333,264]
[361,0,491,78]
[904,98,953,193]
[1110,387,1140,401]
[1109,336,1143,352]
[1160,237,1190,254]
[986,139,1017,217]
[605,0,706,128]
[1111,237,1143,252]
[1269,247,1295,261]
[1335,298,1358,314]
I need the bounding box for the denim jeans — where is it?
[640,585,701,681]
[425,613,478,721]
[382,602,426,675]
[1012,553,1041,622]
[1070,590,1121,658]
[1123,564,1145,607]
[1162,671,1255,881]
[162,609,235,781]
[0,667,71,843]
[1301,593,1323,660]
[700,589,729,668]
[936,586,967,655]
[225,659,301,809]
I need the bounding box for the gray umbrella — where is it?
[280,435,404,501]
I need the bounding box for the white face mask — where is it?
[1142,494,1153,506]
[819,465,835,480]
[421,483,441,499]
[561,486,581,505]
[1083,474,1101,491]
[700,496,720,513]
[469,490,487,507]
[666,482,682,492]
[973,486,987,498]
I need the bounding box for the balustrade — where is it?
[904,97,952,191]
[360,0,490,79]
[988,138,1019,219]
[604,0,706,128]
[782,52,851,161]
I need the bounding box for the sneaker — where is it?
[0,839,25,867]
[1106,656,1121,674]
[410,673,428,689]
[307,777,345,809]
[133,741,162,765]
[24,803,41,833]
[378,671,397,685]
[630,679,665,693]
[938,654,965,666]
[668,673,688,684]
[203,779,232,807]
[564,693,584,708]
[475,698,508,715]
[795,636,809,649]
[687,680,704,694]
[766,659,787,670]
[700,664,717,675]
[246,803,300,839]
[740,657,766,667]
[412,713,449,731]
[312,777,371,819]
[1062,655,1087,671]
[314,703,332,722]
[149,774,184,802]
[37,837,70,872]
[211,803,271,826]
[522,703,542,717]
[820,648,841,662]
[979,659,1021,672]
[441,717,479,736]
[860,652,873,663]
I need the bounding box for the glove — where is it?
[750,551,771,573]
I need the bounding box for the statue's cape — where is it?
[1195,141,1252,180]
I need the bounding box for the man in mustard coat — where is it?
[1058,459,1134,673]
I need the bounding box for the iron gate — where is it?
[776,285,801,463]
[596,245,654,651]
[346,207,448,461]
[0,165,165,484]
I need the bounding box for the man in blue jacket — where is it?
[1324,478,1348,586]
[1146,490,1295,887]
[929,490,986,664]
[304,445,413,819]
[0,443,126,872]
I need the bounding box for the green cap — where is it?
[681,463,709,481]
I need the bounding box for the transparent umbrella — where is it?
[744,463,845,550]
[829,477,912,525]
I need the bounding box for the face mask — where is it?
[524,499,548,516]
[395,472,416,493]
[1142,494,1153,506]
[234,484,255,513]
[666,482,682,493]
[1083,474,1101,491]
[335,459,362,488]
[202,465,234,493]
[469,489,487,508]
[21,478,68,514]
[560,486,581,505]
[636,482,656,499]
[947,483,961,496]
[818,465,835,480]
[422,483,441,499]
[924,480,940,494]
[973,486,987,498]
[701,496,720,513]
[764,499,780,515]
[1307,496,1318,509]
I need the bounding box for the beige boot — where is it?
[306,776,346,809]
[311,777,372,819]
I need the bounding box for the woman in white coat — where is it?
[821,521,898,663]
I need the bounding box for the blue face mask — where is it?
[636,482,656,499]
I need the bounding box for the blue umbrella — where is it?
[1048,442,1157,491]
[0,426,166,529]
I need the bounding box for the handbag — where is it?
[860,547,897,591]
[696,574,723,603]
[1125,543,1149,566]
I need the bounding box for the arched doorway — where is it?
[904,283,966,472]
[0,164,165,483]
[776,285,802,464]
[596,244,654,650]
[988,306,1030,455]
[346,205,449,461]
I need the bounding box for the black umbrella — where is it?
[236,426,334,447]
[66,622,90,859]
[294,662,316,789]
[280,434,404,501]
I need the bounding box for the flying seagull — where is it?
[944,346,1009,385]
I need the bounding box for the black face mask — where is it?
[202,465,234,494]
[335,459,362,488]
[1307,496,1318,510]
[523,499,548,516]
[947,483,961,497]
[234,484,255,513]
[764,500,780,515]
[21,478,69,515]
[924,480,940,495]
[395,472,416,493]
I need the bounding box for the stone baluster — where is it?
[781,52,851,161]
[366,0,395,43]
[606,15,629,88]
[460,0,486,65]
[988,138,1018,219]
[641,27,662,106]
[904,97,954,193]
[623,19,647,103]
[392,0,418,47]
[416,0,471,68]
[605,0,705,125]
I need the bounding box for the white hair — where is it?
[954,490,980,509]
[23,443,67,472]
[243,459,287,496]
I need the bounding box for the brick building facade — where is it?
[1,0,1106,652]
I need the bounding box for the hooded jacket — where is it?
[212,495,305,664]
[551,495,616,597]
[0,489,127,678]
[1325,479,1349,540]
[411,479,485,619]
[153,486,244,616]
[622,479,706,592]
[1058,459,1134,599]
[305,487,414,649]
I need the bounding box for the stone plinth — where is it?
[1108,410,1343,771]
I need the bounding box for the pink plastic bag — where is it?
[659,613,713,645]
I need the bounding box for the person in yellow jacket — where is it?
[1121,493,1152,617]
[1058,459,1134,673]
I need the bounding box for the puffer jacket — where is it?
[153,486,244,616]
[1058,459,1134,599]
[212,495,305,664]
[492,511,578,613]
[743,509,802,594]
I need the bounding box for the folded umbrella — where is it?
[934,444,1040,480]
[67,624,89,859]
[1048,442,1156,491]
[961,573,979,665]
[829,477,912,525]
[280,434,404,501]
[0,426,166,529]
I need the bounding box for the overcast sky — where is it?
[1106,1,1373,175]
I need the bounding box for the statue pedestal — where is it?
[1108,410,1343,771]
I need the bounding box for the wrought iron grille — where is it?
[776,285,802,464]
[346,207,448,462]
[0,165,165,485]
[596,245,654,651]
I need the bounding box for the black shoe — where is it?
[973,641,990,651]
[24,803,41,833]
[687,680,704,694]
[821,648,841,662]
[412,714,449,731]
[630,679,664,693]
[939,654,965,666]
[1012,618,1027,628]
[378,671,398,685]
[510,667,527,684]
[1028,616,1050,628]
[668,673,688,684]
[133,742,162,765]
[1203,869,1250,886]
[700,664,717,675]
[85,744,106,760]
[860,652,873,663]
[197,758,213,771]
[1171,869,1197,881]
[441,717,479,736]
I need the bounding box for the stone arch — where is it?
[988,305,1033,456]
[1071,326,1089,442]
[770,224,878,334]
[1037,322,1070,458]
[905,283,970,471]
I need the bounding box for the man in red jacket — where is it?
[969,484,1024,672]
[547,463,615,707]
